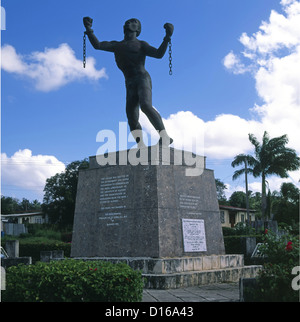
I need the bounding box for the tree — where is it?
[231,155,252,222]
[229,191,247,208]
[232,131,300,220]
[20,198,30,212]
[1,196,42,214]
[42,159,89,227]
[215,179,228,203]
[249,192,262,216]
[273,183,299,225]
[1,196,20,214]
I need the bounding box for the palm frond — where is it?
[248,133,261,157]
[232,168,246,181]
[231,154,248,167]
[262,131,270,147]
[268,134,289,151]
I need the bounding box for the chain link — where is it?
[83,32,86,68]
[168,39,172,76]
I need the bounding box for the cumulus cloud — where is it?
[141,1,300,161]
[140,109,263,159]
[224,1,300,191]
[223,51,250,75]
[185,1,300,160]
[1,43,107,91]
[1,149,66,197]
[140,0,300,193]
[241,1,300,54]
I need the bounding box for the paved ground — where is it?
[142,282,240,302]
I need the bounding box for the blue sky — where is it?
[1,0,300,202]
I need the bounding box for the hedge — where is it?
[224,235,263,254]
[19,240,71,262]
[2,259,144,302]
[18,236,262,261]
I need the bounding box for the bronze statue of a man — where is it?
[83,17,174,147]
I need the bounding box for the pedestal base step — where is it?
[72,255,245,274]
[143,265,262,289]
[71,255,262,290]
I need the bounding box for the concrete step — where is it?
[73,255,245,274]
[143,265,262,289]
[72,255,262,290]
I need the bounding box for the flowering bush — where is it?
[285,241,293,251]
[2,259,143,302]
[254,230,299,302]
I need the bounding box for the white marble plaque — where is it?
[99,174,130,210]
[182,219,207,252]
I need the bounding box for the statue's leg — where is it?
[126,87,145,147]
[139,80,173,146]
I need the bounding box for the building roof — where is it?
[1,212,43,218]
[219,205,256,213]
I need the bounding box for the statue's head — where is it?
[123,18,141,37]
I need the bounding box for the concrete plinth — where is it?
[71,147,225,258]
[72,255,262,289]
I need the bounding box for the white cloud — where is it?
[1,149,65,198]
[223,51,249,74]
[160,0,300,162]
[139,0,300,194]
[203,114,263,159]
[140,1,300,163]
[239,0,300,55]
[1,43,107,91]
[139,109,264,159]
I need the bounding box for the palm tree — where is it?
[232,131,300,220]
[231,154,255,223]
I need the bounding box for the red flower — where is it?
[264,229,268,235]
[285,241,293,251]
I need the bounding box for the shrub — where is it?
[233,222,256,235]
[25,224,62,240]
[2,259,144,302]
[253,230,299,302]
[224,235,263,254]
[222,227,236,236]
[19,240,71,262]
[224,235,244,254]
[61,232,72,243]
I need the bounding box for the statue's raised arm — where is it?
[83,17,117,52]
[142,23,174,59]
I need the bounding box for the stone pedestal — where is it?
[71,146,225,258]
[71,146,262,289]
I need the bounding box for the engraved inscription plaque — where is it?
[179,194,201,209]
[182,219,207,252]
[99,174,130,226]
[100,174,129,209]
